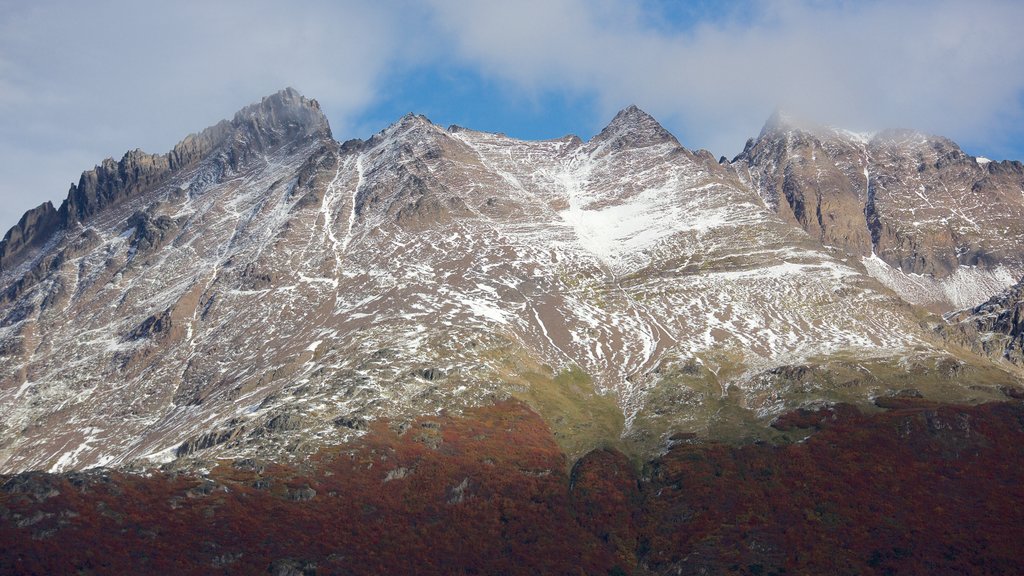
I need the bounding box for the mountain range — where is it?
[2,88,1024,574]
[1,88,1023,473]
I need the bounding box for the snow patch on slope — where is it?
[556,182,728,271]
[862,253,1019,311]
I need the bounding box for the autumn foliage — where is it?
[640,400,1024,575]
[0,401,631,575]
[3,399,1024,575]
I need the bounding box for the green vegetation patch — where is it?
[493,355,625,465]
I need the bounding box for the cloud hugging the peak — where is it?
[1,0,1023,231]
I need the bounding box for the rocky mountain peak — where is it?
[736,110,816,163]
[392,112,440,135]
[397,111,433,125]
[760,108,802,136]
[361,113,451,163]
[590,105,679,150]
[231,87,332,143]
[0,88,333,275]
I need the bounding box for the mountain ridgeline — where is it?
[0,88,1022,477]
[0,89,331,274]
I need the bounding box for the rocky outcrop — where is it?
[947,277,1024,365]
[0,202,60,273]
[125,210,180,259]
[124,309,174,342]
[176,422,247,458]
[735,115,1024,278]
[0,88,331,275]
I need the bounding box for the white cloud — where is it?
[427,0,1024,156]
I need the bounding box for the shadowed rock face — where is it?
[0,202,60,273]
[734,115,1024,281]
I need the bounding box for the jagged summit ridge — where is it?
[0,88,333,276]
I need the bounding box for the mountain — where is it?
[733,111,1024,312]
[2,88,1024,575]
[0,89,1021,476]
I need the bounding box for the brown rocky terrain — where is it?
[734,113,1024,311]
[947,277,1024,366]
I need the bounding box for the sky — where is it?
[2,0,1024,232]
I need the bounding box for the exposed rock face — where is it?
[733,112,874,257]
[590,104,681,151]
[734,114,1024,311]
[0,89,1020,476]
[866,131,1024,276]
[948,276,1024,365]
[124,309,174,342]
[125,210,181,261]
[61,149,178,226]
[0,202,60,273]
